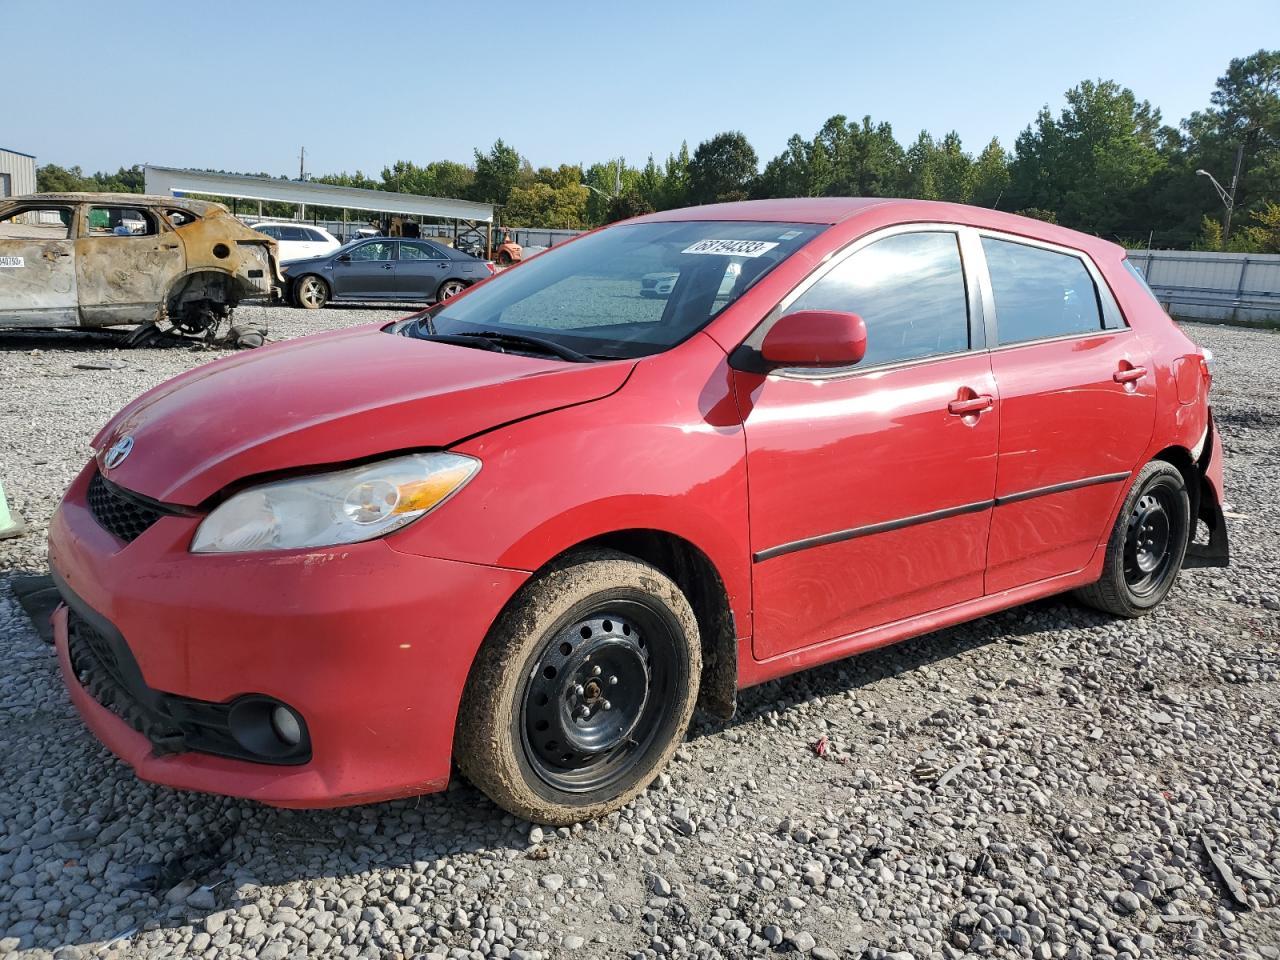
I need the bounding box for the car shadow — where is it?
[2,576,1113,953]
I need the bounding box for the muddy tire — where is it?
[1075,460,1190,618]
[436,278,467,302]
[455,550,700,824]
[293,275,329,310]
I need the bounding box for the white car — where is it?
[640,261,741,298]
[249,222,340,262]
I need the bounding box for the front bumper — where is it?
[49,463,528,808]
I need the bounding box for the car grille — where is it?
[67,608,187,753]
[86,471,167,543]
[64,604,311,765]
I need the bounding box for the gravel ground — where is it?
[0,311,1277,960]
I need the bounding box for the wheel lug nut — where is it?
[608,675,618,685]
[601,699,611,711]
[591,665,602,677]
[573,684,584,697]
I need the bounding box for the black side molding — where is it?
[754,471,1132,563]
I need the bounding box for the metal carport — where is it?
[143,165,494,249]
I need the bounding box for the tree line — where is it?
[35,50,1279,251]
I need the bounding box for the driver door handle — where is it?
[948,395,994,416]
[1113,365,1147,383]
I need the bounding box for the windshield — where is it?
[407,220,824,359]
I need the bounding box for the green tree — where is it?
[472,139,523,206]
[688,131,758,204]
[37,163,91,192]
[1008,79,1165,236]
[605,190,654,223]
[662,142,691,209]
[970,138,1011,207]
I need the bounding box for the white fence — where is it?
[1125,249,1280,324]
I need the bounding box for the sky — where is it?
[5,0,1278,179]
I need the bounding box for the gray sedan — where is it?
[282,237,494,309]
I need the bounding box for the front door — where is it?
[736,227,1000,661]
[0,202,79,327]
[977,234,1157,593]
[332,239,397,298]
[76,205,184,326]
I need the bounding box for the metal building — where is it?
[0,148,37,198]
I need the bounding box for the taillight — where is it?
[1199,349,1214,390]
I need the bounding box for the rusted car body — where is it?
[0,193,282,334]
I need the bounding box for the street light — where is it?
[1196,143,1244,242]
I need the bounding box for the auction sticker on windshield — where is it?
[0,257,24,268]
[682,239,779,258]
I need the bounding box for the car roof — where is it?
[633,197,1124,258]
[3,192,225,215]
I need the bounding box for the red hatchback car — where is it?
[49,199,1228,824]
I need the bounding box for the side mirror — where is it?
[336,254,351,263]
[760,310,867,367]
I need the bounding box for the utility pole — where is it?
[298,146,307,220]
[1225,143,1243,241]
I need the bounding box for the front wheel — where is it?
[455,551,700,824]
[1075,460,1190,617]
[293,275,328,310]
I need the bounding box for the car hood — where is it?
[92,324,635,506]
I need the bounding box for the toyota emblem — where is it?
[103,435,134,470]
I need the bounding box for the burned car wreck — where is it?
[0,193,282,345]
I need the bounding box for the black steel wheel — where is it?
[1077,460,1190,617]
[455,551,700,824]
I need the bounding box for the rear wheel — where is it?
[293,275,328,310]
[1076,460,1190,617]
[455,551,700,824]
[436,279,467,302]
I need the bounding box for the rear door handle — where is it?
[948,395,994,416]
[383,264,394,270]
[1113,365,1147,383]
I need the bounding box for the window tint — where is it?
[305,228,330,243]
[399,241,445,261]
[254,225,279,238]
[0,206,73,240]
[786,231,970,368]
[280,226,309,242]
[348,241,394,262]
[88,207,156,237]
[982,238,1103,345]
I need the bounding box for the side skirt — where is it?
[737,561,1102,689]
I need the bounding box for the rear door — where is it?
[977,233,1156,593]
[736,226,1000,660]
[0,202,78,327]
[396,240,451,299]
[332,239,397,298]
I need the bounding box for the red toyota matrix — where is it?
[49,199,1228,824]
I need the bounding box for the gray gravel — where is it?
[1,313,1278,959]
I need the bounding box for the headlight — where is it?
[191,452,479,553]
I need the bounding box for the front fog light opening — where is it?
[227,696,310,762]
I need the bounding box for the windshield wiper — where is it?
[416,328,591,363]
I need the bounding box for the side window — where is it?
[982,238,1103,345]
[305,228,330,243]
[400,241,446,261]
[0,205,74,240]
[255,225,280,239]
[87,207,157,237]
[166,208,199,227]
[280,226,309,242]
[348,241,394,262]
[786,231,970,368]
